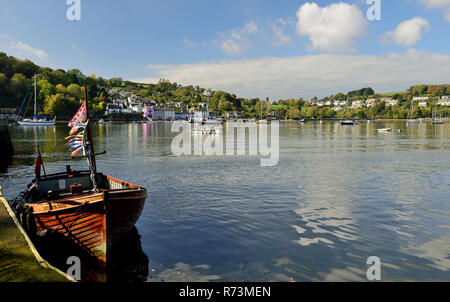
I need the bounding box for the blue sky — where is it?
[1,0,449,99]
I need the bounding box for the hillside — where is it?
[0,52,449,120]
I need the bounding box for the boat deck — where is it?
[0,187,71,282]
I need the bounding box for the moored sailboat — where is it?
[406,99,421,125]
[17,75,55,126]
[431,103,443,124]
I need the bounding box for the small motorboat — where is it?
[406,119,421,125]
[340,120,356,125]
[378,128,392,132]
[299,119,307,124]
[192,120,223,134]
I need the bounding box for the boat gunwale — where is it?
[28,189,147,215]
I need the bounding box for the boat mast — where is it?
[34,75,37,117]
[260,99,262,120]
[84,85,97,175]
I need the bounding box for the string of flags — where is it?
[66,100,88,157]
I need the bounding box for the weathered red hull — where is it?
[24,175,147,281]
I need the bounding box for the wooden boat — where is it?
[14,85,147,281]
[17,169,146,281]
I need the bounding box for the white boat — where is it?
[17,75,55,126]
[431,104,444,124]
[406,99,420,125]
[340,120,356,125]
[192,120,223,134]
[406,119,421,125]
[18,118,56,126]
[378,128,392,132]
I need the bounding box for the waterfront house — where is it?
[105,104,122,115]
[332,106,345,111]
[175,112,192,120]
[366,98,377,107]
[351,100,365,109]
[193,110,209,122]
[130,103,144,113]
[316,101,325,107]
[438,99,450,106]
[412,96,429,101]
[152,108,175,120]
[386,99,399,107]
[418,101,427,107]
[226,111,243,119]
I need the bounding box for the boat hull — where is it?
[406,120,421,125]
[18,121,55,126]
[22,175,147,281]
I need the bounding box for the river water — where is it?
[1,121,449,281]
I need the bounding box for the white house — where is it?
[351,100,365,109]
[193,110,209,122]
[386,99,399,107]
[413,96,429,101]
[332,106,345,111]
[153,108,175,120]
[418,101,428,107]
[226,111,243,119]
[366,98,377,107]
[438,99,450,106]
[105,104,122,115]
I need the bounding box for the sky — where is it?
[0,0,449,100]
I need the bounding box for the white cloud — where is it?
[214,21,259,56]
[130,49,450,100]
[183,37,196,48]
[271,18,293,46]
[0,34,49,60]
[296,2,368,53]
[418,0,450,22]
[419,0,450,8]
[71,43,82,55]
[10,41,49,60]
[382,17,430,46]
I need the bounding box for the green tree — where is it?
[44,94,79,118]
[0,72,7,93]
[55,84,66,94]
[67,83,82,99]
[8,73,29,99]
[37,79,56,102]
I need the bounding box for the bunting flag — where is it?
[68,100,87,128]
[66,101,88,158]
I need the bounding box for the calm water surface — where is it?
[1,121,449,281]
